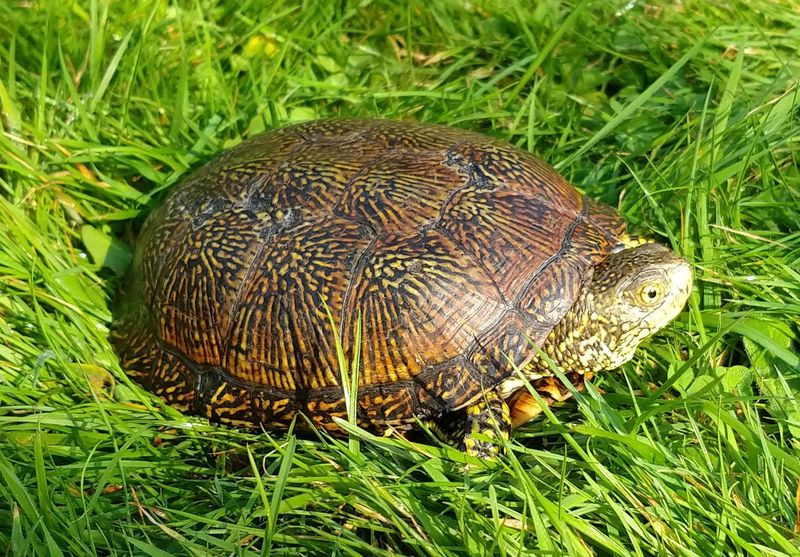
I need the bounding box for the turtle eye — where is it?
[636,283,663,307]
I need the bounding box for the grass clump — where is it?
[1,0,799,555]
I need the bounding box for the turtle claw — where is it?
[459,436,502,459]
[457,391,511,459]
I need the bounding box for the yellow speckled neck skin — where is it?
[539,242,692,374]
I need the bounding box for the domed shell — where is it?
[112,118,626,431]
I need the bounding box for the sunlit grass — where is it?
[1,1,799,555]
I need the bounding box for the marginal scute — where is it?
[110,302,156,384]
[149,348,197,412]
[200,375,299,428]
[575,197,628,261]
[358,381,419,425]
[586,197,627,237]
[112,118,627,432]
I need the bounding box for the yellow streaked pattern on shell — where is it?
[112,118,626,433]
[151,208,262,367]
[224,218,374,390]
[343,228,505,386]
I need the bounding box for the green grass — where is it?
[1,0,799,555]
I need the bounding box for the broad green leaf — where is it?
[80,224,133,273]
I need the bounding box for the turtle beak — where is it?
[667,258,693,315]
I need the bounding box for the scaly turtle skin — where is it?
[112,119,691,457]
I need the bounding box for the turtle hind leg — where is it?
[432,390,511,459]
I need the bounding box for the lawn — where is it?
[1,0,799,555]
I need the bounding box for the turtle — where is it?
[112,118,692,458]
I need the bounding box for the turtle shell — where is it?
[112,118,626,431]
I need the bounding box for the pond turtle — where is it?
[112,118,692,457]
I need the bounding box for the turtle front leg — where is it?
[507,372,594,428]
[428,390,511,458]
[615,233,655,251]
[458,390,512,458]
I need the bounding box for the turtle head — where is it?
[545,242,692,373]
